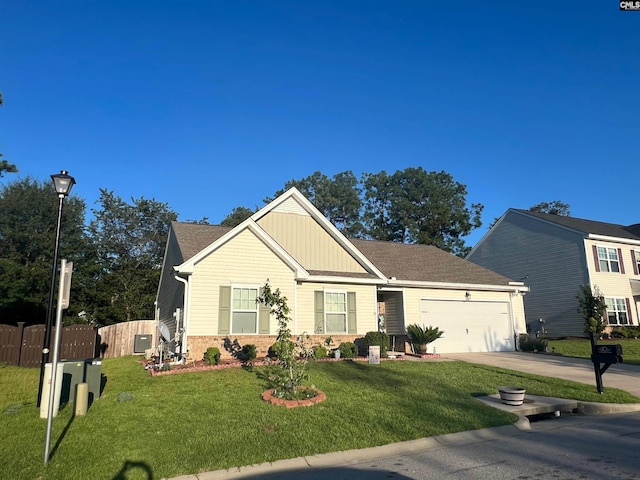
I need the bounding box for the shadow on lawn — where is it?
[111,460,153,479]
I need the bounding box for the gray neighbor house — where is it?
[467,209,640,338]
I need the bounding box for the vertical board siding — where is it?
[257,211,367,273]
[383,292,405,335]
[468,212,589,337]
[97,320,157,358]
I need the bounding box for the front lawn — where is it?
[1,357,638,480]
[547,338,640,366]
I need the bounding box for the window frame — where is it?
[324,290,348,334]
[634,249,640,275]
[605,297,629,326]
[230,284,260,334]
[597,246,620,273]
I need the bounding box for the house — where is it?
[467,209,640,338]
[155,188,528,360]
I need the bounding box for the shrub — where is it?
[364,331,390,357]
[406,324,444,353]
[241,344,257,361]
[204,347,221,365]
[268,339,295,358]
[313,344,328,359]
[611,326,640,339]
[338,341,358,358]
[519,334,548,352]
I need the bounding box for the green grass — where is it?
[1,357,638,480]
[547,338,640,366]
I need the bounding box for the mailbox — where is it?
[591,344,623,364]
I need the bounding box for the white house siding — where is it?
[468,211,590,337]
[187,229,296,336]
[584,238,640,324]
[257,211,367,273]
[296,282,378,335]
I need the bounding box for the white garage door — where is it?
[419,300,513,353]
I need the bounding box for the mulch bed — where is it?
[261,388,327,408]
[145,355,407,376]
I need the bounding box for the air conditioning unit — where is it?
[134,334,152,353]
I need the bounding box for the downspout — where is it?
[509,290,521,351]
[174,274,190,360]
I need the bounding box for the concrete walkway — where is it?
[443,351,640,397]
[166,352,640,480]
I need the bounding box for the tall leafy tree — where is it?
[362,170,395,241]
[220,206,255,227]
[0,177,86,325]
[372,167,483,256]
[529,201,570,216]
[87,190,177,324]
[0,92,18,177]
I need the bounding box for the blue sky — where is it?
[1,1,638,248]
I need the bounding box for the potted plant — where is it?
[498,386,526,406]
[406,324,444,354]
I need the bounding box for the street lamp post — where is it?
[37,170,76,406]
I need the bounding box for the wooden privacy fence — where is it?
[98,320,157,359]
[0,322,99,368]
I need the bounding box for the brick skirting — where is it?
[186,334,363,361]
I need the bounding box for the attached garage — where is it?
[420,299,514,353]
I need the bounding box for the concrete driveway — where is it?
[442,351,640,398]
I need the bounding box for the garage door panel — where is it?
[419,300,512,353]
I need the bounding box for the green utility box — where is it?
[60,358,102,406]
[84,358,102,405]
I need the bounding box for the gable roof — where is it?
[350,239,515,286]
[512,209,640,241]
[171,221,231,260]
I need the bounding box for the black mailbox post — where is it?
[590,334,623,394]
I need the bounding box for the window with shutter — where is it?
[230,285,259,334]
[316,290,357,334]
[605,297,629,325]
[597,246,620,273]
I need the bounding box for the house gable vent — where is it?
[272,197,310,216]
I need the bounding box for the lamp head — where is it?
[51,170,76,197]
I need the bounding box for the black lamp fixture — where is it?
[37,170,76,406]
[51,170,76,197]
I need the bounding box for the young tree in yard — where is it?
[258,281,313,399]
[577,284,607,338]
[87,190,177,325]
[0,177,87,325]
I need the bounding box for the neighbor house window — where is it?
[597,247,620,273]
[231,286,258,334]
[325,291,347,333]
[635,250,640,275]
[605,297,629,325]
